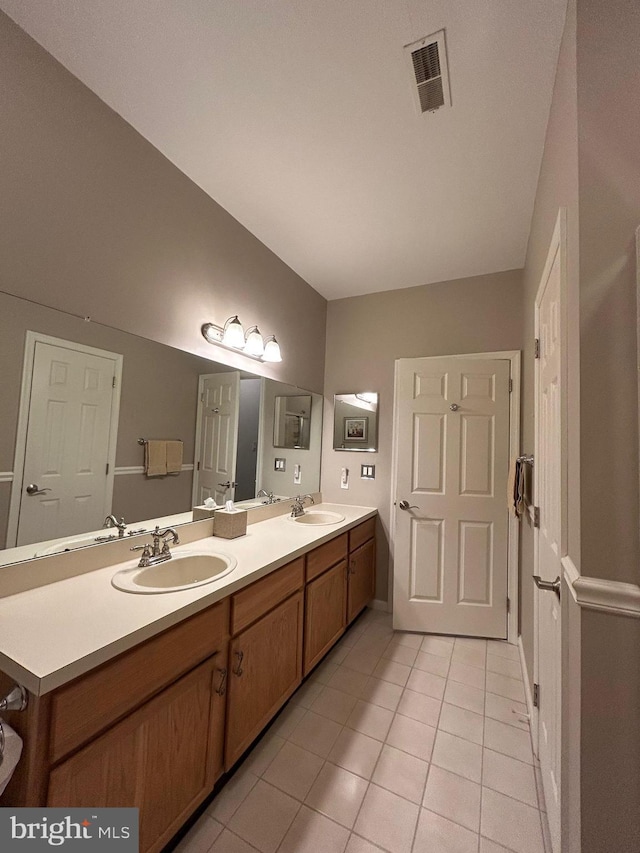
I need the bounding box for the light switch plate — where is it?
[293,463,302,485]
[340,467,349,489]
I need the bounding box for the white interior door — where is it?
[16,338,120,546]
[534,221,564,851]
[393,356,511,637]
[193,372,240,505]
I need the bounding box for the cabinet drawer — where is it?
[306,533,348,582]
[349,518,375,552]
[50,600,229,763]
[231,558,304,635]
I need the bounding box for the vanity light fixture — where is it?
[201,317,282,362]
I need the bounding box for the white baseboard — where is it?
[518,635,536,734]
[370,599,390,613]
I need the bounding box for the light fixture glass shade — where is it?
[245,326,265,357]
[263,336,282,362]
[201,323,219,344]
[222,315,245,348]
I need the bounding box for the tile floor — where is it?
[175,608,551,853]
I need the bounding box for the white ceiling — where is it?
[1,0,567,300]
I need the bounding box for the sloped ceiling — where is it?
[0,0,567,299]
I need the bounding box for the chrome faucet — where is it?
[257,489,277,504]
[95,514,127,541]
[290,494,315,518]
[130,526,180,567]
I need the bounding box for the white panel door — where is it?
[17,341,119,546]
[194,372,240,505]
[534,230,563,852]
[393,357,510,637]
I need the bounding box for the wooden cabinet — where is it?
[304,559,347,674]
[347,524,376,623]
[48,654,227,853]
[225,591,303,769]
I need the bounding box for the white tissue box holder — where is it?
[213,508,247,539]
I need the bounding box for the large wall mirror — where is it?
[332,393,379,452]
[0,291,323,567]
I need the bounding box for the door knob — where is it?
[533,575,561,599]
[25,484,51,496]
[398,500,418,511]
[449,403,460,411]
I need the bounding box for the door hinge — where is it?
[106,462,110,475]
[112,376,117,388]
[533,682,540,708]
[196,461,200,471]
[534,338,540,359]
[533,506,540,528]
[507,596,511,613]
[509,378,513,393]
[200,392,205,403]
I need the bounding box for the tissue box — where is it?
[213,508,247,539]
[192,505,218,521]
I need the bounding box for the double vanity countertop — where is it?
[0,503,376,696]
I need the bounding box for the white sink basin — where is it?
[112,551,237,594]
[289,510,345,526]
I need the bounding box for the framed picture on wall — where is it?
[344,417,368,442]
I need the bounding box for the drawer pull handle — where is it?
[349,559,357,575]
[215,667,228,696]
[232,651,244,677]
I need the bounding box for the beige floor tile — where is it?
[228,780,300,853]
[406,667,446,700]
[487,654,523,681]
[481,788,544,853]
[383,640,419,667]
[443,680,486,715]
[325,643,352,666]
[397,688,442,728]
[414,808,479,853]
[290,679,324,710]
[269,704,307,738]
[328,728,384,779]
[438,702,484,745]
[431,731,482,783]
[371,743,429,804]
[209,829,260,853]
[391,631,424,650]
[455,637,487,649]
[354,783,419,853]
[413,651,450,678]
[305,762,369,828]
[420,636,454,658]
[451,644,487,670]
[486,672,525,703]
[342,648,382,676]
[288,710,343,758]
[371,658,412,687]
[207,767,259,824]
[262,740,324,800]
[346,699,394,741]
[386,714,436,762]
[310,685,359,724]
[359,676,403,711]
[448,661,486,690]
[484,718,533,764]
[353,634,393,658]
[423,765,481,832]
[485,692,529,731]
[328,666,371,698]
[338,631,360,650]
[484,749,537,808]
[486,640,520,661]
[278,805,350,853]
[480,836,517,853]
[345,834,386,853]
[309,660,340,685]
[175,815,223,853]
[241,734,286,776]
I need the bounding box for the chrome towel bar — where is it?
[517,454,534,466]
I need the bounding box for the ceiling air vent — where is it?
[404,30,451,115]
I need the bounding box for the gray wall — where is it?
[322,269,524,601]
[0,11,327,394]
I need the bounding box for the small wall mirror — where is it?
[273,395,312,449]
[333,393,378,452]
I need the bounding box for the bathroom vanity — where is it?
[0,504,376,853]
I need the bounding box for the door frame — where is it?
[532,208,568,755]
[390,349,521,644]
[7,331,123,548]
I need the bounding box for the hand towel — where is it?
[165,440,183,474]
[515,459,526,518]
[507,458,518,516]
[145,440,167,476]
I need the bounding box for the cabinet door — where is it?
[47,654,226,853]
[304,560,347,675]
[225,592,303,770]
[348,538,376,623]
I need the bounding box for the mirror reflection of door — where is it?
[235,378,261,501]
[193,372,240,505]
[11,333,122,547]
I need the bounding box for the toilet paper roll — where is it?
[0,720,23,799]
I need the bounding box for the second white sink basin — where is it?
[112,551,237,594]
[289,510,345,526]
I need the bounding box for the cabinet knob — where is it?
[232,650,244,677]
[215,667,228,696]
